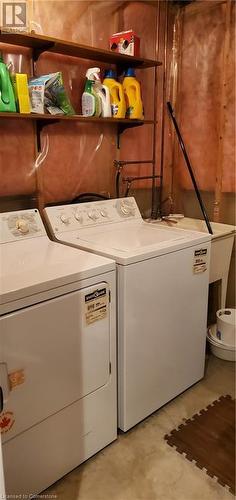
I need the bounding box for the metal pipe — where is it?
[114,160,154,167]
[167,101,213,235]
[156,0,169,219]
[124,181,132,198]
[213,0,232,221]
[151,1,160,218]
[123,175,160,198]
[114,160,155,198]
[115,169,121,198]
[123,175,160,183]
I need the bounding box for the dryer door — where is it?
[0,282,110,442]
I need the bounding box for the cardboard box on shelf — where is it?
[109,30,140,57]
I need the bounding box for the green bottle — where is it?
[0,53,16,112]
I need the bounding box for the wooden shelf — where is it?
[0,31,158,153]
[0,112,154,126]
[0,30,161,68]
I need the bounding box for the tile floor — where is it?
[45,354,235,500]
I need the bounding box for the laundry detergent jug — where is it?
[103,70,126,119]
[0,54,16,113]
[123,68,143,119]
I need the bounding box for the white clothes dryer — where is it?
[0,209,117,495]
[0,435,5,500]
[44,197,212,432]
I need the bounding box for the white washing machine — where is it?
[0,209,117,495]
[44,197,212,432]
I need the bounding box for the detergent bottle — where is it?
[122,68,144,119]
[0,53,16,113]
[82,67,101,117]
[103,69,126,119]
[93,69,111,118]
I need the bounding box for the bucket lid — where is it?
[216,308,236,326]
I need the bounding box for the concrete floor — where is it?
[45,354,235,500]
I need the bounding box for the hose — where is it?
[71,192,109,204]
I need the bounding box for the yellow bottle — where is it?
[11,73,30,114]
[123,68,144,120]
[103,70,126,119]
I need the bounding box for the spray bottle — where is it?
[82,68,101,117]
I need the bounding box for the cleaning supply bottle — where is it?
[103,69,126,119]
[93,70,111,118]
[11,73,30,114]
[122,68,144,120]
[0,53,16,113]
[82,68,101,117]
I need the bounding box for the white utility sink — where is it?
[152,217,235,308]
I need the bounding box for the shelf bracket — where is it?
[117,121,144,149]
[32,42,55,63]
[36,118,59,153]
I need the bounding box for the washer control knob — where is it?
[75,211,83,223]
[120,202,130,215]
[100,209,108,217]
[88,210,99,221]
[15,219,29,234]
[60,214,70,224]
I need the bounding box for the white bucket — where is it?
[207,325,235,362]
[216,308,236,345]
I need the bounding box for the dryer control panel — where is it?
[44,197,142,234]
[0,209,46,243]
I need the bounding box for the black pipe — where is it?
[167,102,213,235]
[116,170,121,198]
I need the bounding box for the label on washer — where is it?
[84,288,108,325]
[8,369,25,389]
[0,411,15,434]
[193,248,207,274]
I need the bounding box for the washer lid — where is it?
[0,238,115,307]
[79,223,187,250]
[71,220,211,265]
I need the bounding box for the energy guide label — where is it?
[193,248,207,274]
[85,288,108,325]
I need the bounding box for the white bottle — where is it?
[93,69,112,118]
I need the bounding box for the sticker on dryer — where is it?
[85,288,108,325]
[8,368,25,390]
[0,411,15,434]
[193,248,208,274]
